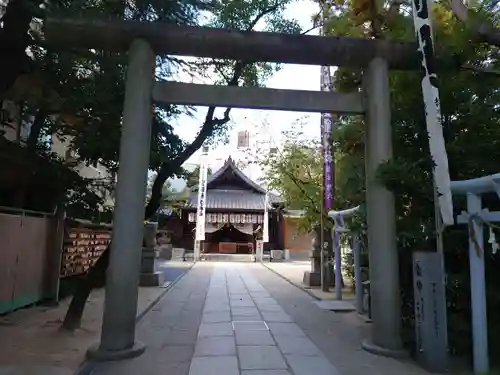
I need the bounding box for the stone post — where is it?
[140,221,164,286]
[361,57,405,357]
[303,225,322,287]
[87,39,154,361]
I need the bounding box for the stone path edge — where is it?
[74,262,196,375]
[263,263,374,325]
[261,262,322,301]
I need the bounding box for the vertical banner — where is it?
[195,146,209,241]
[263,192,269,243]
[410,0,453,226]
[320,65,335,210]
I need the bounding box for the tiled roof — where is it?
[186,189,266,211]
[187,157,285,210]
[192,156,267,193]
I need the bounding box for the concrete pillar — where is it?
[334,228,342,300]
[361,57,405,357]
[352,235,364,315]
[467,193,489,374]
[87,39,154,361]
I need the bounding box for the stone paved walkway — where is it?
[90,262,438,375]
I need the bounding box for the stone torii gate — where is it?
[44,18,422,361]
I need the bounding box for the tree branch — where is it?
[460,63,500,76]
[144,2,284,219]
[267,145,329,223]
[26,107,47,151]
[450,0,500,47]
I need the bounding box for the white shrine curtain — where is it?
[205,223,225,233]
[236,224,254,235]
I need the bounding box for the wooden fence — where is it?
[0,208,112,315]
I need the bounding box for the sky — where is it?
[168,0,322,190]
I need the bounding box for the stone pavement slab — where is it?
[250,263,438,375]
[89,262,441,375]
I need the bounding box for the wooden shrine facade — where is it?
[176,157,285,254]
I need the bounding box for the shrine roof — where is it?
[187,156,283,210]
[190,156,265,193]
[186,189,267,211]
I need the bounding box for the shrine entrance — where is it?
[205,224,253,254]
[44,16,429,361]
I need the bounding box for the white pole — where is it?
[263,191,269,243]
[194,146,209,261]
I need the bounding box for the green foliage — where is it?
[0,0,211,216]
[247,119,322,231]
[323,0,500,361]
[193,0,302,145]
[185,165,214,189]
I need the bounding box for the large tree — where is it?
[257,125,323,231]
[59,0,302,330]
[1,0,207,215]
[450,0,500,47]
[144,0,302,219]
[324,0,500,359]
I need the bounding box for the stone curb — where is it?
[74,262,195,375]
[261,262,372,324]
[260,262,322,301]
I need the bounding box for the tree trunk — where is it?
[60,55,236,331]
[61,243,109,330]
[26,108,47,151]
[61,163,174,330]
[0,0,42,98]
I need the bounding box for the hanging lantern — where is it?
[235,214,241,224]
[223,214,229,223]
[188,213,195,222]
[246,214,252,223]
[252,215,257,224]
[230,214,235,223]
[217,213,223,223]
[241,215,246,223]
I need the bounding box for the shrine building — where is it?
[159,157,313,259]
[188,156,284,254]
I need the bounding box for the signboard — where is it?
[61,228,111,277]
[195,149,209,241]
[413,251,448,373]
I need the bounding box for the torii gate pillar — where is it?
[362,57,405,357]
